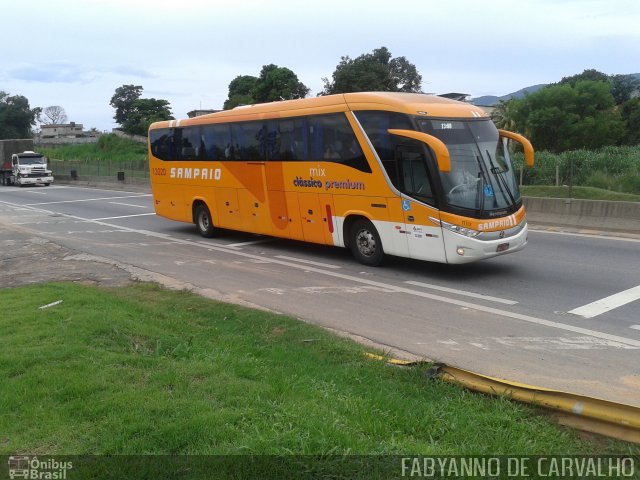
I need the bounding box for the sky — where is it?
[2,0,639,132]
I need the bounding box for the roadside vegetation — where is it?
[1,282,637,458]
[513,145,640,199]
[520,185,640,201]
[41,133,146,163]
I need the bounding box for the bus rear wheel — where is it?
[195,204,216,238]
[349,219,384,266]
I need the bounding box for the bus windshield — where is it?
[416,119,521,216]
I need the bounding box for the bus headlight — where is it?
[441,220,480,238]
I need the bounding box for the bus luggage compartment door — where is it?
[214,188,242,231]
[238,188,272,235]
[297,193,329,245]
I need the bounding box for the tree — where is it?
[223,75,258,110]
[0,91,41,139]
[620,98,640,145]
[40,105,68,125]
[491,99,518,131]
[122,98,173,136]
[222,66,309,110]
[559,69,640,104]
[321,47,422,95]
[559,69,609,87]
[610,74,640,104]
[109,85,173,135]
[110,85,143,126]
[253,64,310,103]
[510,80,624,152]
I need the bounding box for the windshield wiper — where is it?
[474,154,491,215]
[486,149,516,208]
[474,155,486,216]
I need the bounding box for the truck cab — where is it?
[11,151,54,187]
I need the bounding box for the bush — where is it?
[41,134,147,163]
[516,145,640,194]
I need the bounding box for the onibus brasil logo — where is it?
[8,456,72,479]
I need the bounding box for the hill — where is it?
[470,73,640,106]
[471,84,547,106]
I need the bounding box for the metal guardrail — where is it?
[365,353,640,444]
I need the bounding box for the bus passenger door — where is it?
[397,145,447,263]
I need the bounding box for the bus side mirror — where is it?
[388,129,451,173]
[498,129,534,167]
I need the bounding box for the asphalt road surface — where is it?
[1,185,638,406]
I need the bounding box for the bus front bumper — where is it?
[443,221,528,264]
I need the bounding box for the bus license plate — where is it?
[496,243,509,252]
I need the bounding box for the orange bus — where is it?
[148,92,533,265]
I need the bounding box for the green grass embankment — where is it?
[1,282,637,457]
[41,134,147,163]
[521,185,640,202]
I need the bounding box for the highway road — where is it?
[1,185,639,406]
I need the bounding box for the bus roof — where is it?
[150,92,488,130]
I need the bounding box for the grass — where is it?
[1,282,637,460]
[521,185,640,201]
[514,144,640,195]
[41,133,147,163]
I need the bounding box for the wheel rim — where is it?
[198,211,210,231]
[355,228,377,257]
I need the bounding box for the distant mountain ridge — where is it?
[470,73,640,106]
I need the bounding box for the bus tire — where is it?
[349,218,384,266]
[195,204,216,238]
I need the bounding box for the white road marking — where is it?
[274,255,341,269]
[568,285,640,319]
[25,194,151,206]
[225,238,275,248]
[493,336,635,350]
[405,280,517,305]
[529,228,640,244]
[92,213,156,221]
[108,202,149,208]
[25,191,48,195]
[630,325,640,331]
[2,198,640,349]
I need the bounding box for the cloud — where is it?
[9,63,96,84]
[8,62,155,84]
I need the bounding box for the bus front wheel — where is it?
[349,219,384,266]
[195,204,216,238]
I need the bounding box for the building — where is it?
[40,122,84,138]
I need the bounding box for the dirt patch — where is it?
[0,223,133,289]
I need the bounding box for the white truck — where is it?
[0,139,54,187]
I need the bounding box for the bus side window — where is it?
[308,114,371,173]
[200,123,233,160]
[179,126,202,160]
[150,128,175,160]
[231,121,266,161]
[269,118,308,161]
[397,144,436,206]
[355,110,414,181]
